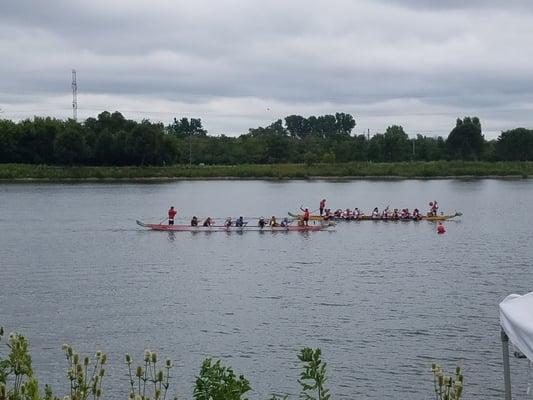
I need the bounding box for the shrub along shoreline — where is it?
[0,161,531,181]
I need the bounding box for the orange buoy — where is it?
[437,222,445,234]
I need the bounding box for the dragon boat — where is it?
[288,211,462,222]
[136,220,334,232]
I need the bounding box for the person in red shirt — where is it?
[319,199,326,216]
[168,206,177,225]
[300,206,310,226]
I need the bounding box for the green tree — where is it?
[169,117,207,137]
[0,120,19,163]
[53,124,87,165]
[93,129,116,165]
[285,115,309,139]
[446,117,484,160]
[334,112,356,135]
[412,135,446,161]
[382,125,410,161]
[495,128,533,161]
[125,122,163,165]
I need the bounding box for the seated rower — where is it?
[235,216,244,227]
[354,207,362,220]
[280,217,289,227]
[191,216,198,226]
[269,215,278,227]
[392,208,399,220]
[224,217,232,228]
[372,207,379,219]
[343,208,352,220]
[258,216,266,228]
[413,208,421,220]
[203,217,213,227]
[334,209,342,218]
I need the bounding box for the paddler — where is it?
[190,216,198,226]
[168,206,177,225]
[429,201,439,216]
[224,217,232,228]
[269,216,278,227]
[202,217,213,227]
[235,216,244,227]
[319,199,326,216]
[299,207,310,226]
[432,200,439,216]
[258,216,266,228]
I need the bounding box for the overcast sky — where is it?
[1,0,533,137]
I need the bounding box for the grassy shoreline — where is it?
[0,161,532,181]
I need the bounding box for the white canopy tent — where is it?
[499,292,533,399]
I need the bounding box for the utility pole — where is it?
[189,132,192,168]
[367,128,370,141]
[71,69,78,121]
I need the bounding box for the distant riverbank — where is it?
[0,161,531,181]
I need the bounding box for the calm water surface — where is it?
[1,179,532,399]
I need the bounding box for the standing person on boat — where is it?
[432,200,439,216]
[190,216,198,226]
[203,217,213,227]
[319,199,326,216]
[299,207,310,226]
[167,206,177,225]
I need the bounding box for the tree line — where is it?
[0,111,532,165]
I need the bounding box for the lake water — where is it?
[1,179,532,399]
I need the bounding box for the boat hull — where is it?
[136,220,333,232]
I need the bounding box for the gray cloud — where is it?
[1,0,533,137]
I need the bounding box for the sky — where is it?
[1,0,533,138]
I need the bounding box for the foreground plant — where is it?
[431,363,463,400]
[0,327,54,400]
[297,348,330,400]
[193,358,250,400]
[126,350,178,400]
[62,344,105,400]
[270,348,329,400]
